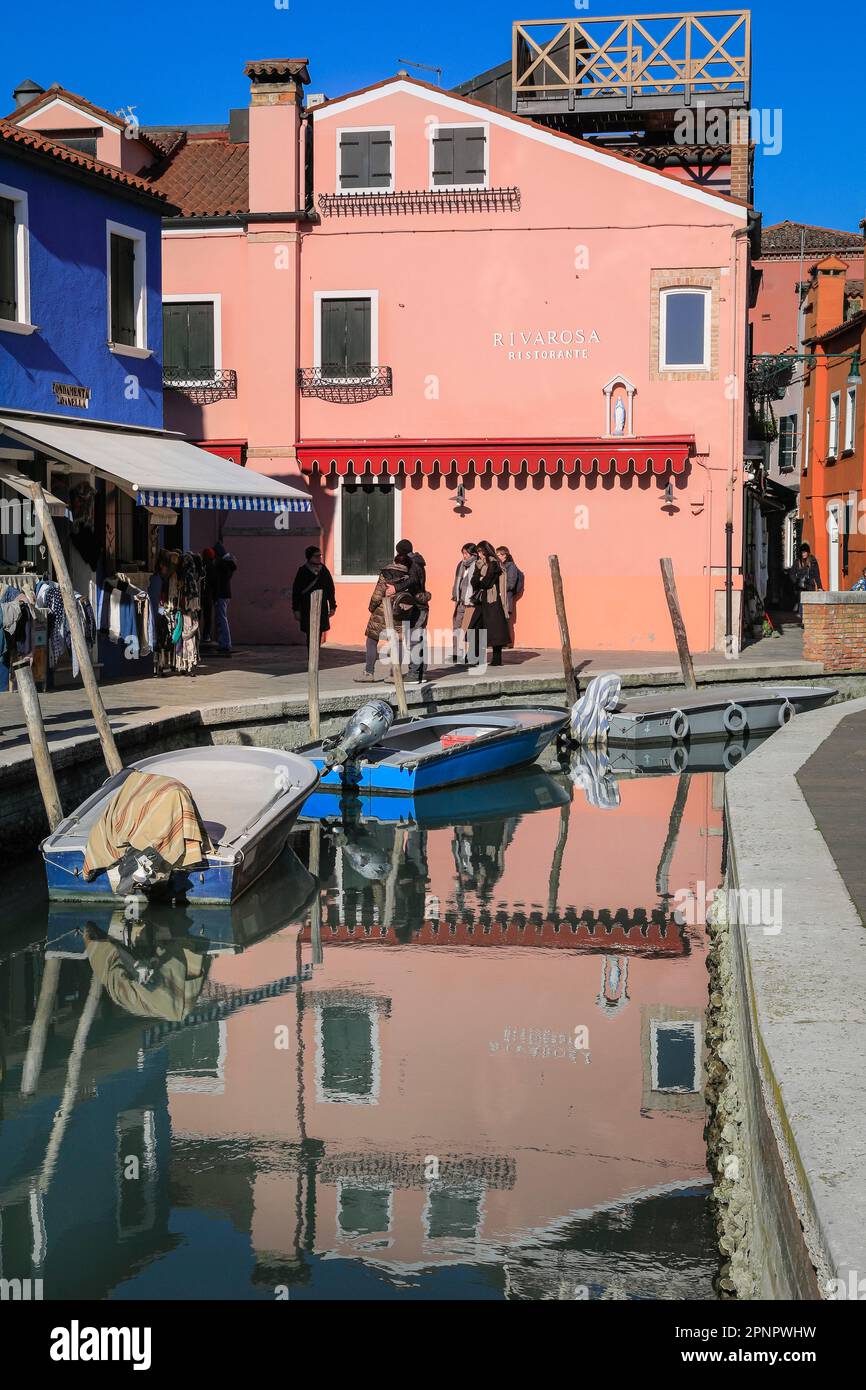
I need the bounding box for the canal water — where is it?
[0,755,735,1301]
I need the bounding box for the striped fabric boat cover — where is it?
[83,770,213,881]
[136,491,312,512]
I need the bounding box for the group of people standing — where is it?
[291,538,524,684]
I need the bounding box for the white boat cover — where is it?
[0,417,312,514]
[569,673,622,746]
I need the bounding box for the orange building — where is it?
[800,247,866,590]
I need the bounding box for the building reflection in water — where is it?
[0,759,728,1300]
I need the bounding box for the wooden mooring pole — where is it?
[13,659,64,832]
[548,554,579,707]
[307,589,322,741]
[23,481,123,776]
[659,557,697,691]
[381,595,409,718]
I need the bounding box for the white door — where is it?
[827,502,841,591]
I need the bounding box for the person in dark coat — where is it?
[452,543,478,663]
[355,554,414,682]
[395,538,429,682]
[467,540,510,667]
[213,541,236,656]
[789,542,822,623]
[292,545,336,647]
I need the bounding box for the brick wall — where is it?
[802,592,866,671]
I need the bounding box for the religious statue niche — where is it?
[602,376,636,437]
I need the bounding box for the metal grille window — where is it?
[432,126,487,188]
[321,296,372,379]
[778,415,797,473]
[340,482,394,577]
[110,232,137,347]
[0,196,18,321]
[339,129,393,192]
[163,301,215,382]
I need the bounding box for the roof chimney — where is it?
[244,59,310,213]
[13,77,45,109]
[813,256,848,338]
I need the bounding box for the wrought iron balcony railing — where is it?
[318,188,521,217]
[512,11,751,115]
[298,367,393,403]
[163,368,238,404]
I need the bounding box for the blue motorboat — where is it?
[41,746,320,905]
[300,765,571,826]
[298,706,569,796]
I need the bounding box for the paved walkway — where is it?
[0,624,821,763]
[797,707,866,927]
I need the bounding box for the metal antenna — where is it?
[397,58,443,85]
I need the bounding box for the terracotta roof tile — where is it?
[761,220,864,258]
[0,119,171,203]
[244,58,310,82]
[148,133,248,216]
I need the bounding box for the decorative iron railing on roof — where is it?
[297,367,393,403]
[512,11,751,113]
[163,368,238,404]
[318,188,521,217]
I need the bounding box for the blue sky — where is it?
[2,0,863,232]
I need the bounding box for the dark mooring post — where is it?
[13,659,64,832]
[660,557,697,691]
[307,588,322,741]
[549,554,579,707]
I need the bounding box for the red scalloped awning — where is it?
[298,437,693,477]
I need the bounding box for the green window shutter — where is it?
[341,483,394,577]
[162,303,188,374]
[432,128,455,185]
[0,197,17,322]
[454,128,486,185]
[346,298,371,376]
[321,298,372,378]
[187,301,215,379]
[339,132,368,189]
[110,234,137,346]
[368,131,392,187]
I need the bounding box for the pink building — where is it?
[15,57,751,654]
[149,60,750,653]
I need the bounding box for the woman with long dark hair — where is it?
[466,539,510,667]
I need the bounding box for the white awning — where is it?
[0,417,313,514]
[0,466,71,519]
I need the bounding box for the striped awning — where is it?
[135,490,310,513]
[298,437,693,478]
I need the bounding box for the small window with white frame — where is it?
[803,406,811,473]
[828,390,841,458]
[106,219,148,355]
[430,124,488,190]
[844,384,857,453]
[0,182,31,331]
[659,287,711,372]
[338,128,393,193]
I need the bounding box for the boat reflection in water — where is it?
[0,754,735,1300]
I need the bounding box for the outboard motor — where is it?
[321,700,394,769]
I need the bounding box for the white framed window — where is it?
[106,218,149,355]
[337,127,394,194]
[333,476,401,583]
[429,123,489,191]
[162,292,222,385]
[803,406,811,474]
[314,288,378,381]
[314,998,381,1105]
[0,181,33,333]
[778,414,797,473]
[659,287,711,372]
[828,390,841,458]
[336,1180,394,1240]
[650,1019,701,1093]
[844,385,857,453]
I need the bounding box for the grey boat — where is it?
[606,684,837,747]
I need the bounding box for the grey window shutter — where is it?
[0,197,18,321]
[321,298,371,378]
[454,128,486,184]
[341,484,394,576]
[368,131,392,187]
[432,129,455,185]
[340,132,369,189]
[110,233,137,346]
